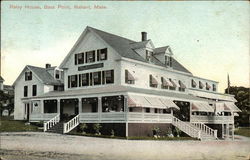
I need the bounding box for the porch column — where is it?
[232,124,235,140]
[98,97,102,122]
[78,98,82,114]
[40,100,44,114]
[226,123,230,139]
[29,101,32,115]
[57,99,60,114]
[124,95,128,138]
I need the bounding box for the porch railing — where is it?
[190,115,234,124]
[44,114,60,132]
[79,112,172,123]
[30,113,58,122]
[64,114,80,133]
[192,122,217,139]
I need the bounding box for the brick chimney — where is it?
[141,32,147,41]
[45,63,51,69]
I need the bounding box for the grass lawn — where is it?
[0,116,40,132]
[235,127,250,137]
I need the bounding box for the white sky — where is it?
[1,1,249,93]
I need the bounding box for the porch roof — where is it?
[23,85,211,103]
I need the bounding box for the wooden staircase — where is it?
[46,122,64,134]
[172,116,217,140]
[44,114,80,134]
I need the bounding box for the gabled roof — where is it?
[0,76,4,81]
[13,65,63,86]
[60,26,191,74]
[27,65,63,85]
[154,46,169,54]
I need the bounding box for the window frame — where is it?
[32,85,37,96]
[24,86,28,97]
[86,50,95,63]
[25,71,32,81]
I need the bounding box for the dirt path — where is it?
[0,132,250,160]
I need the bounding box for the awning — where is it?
[191,102,214,112]
[162,77,173,87]
[170,79,180,88]
[128,95,152,108]
[179,81,186,89]
[145,97,166,109]
[160,98,180,110]
[206,83,211,89]
[126,70,135,81]
[215,102,241,112]
[199,81,205,88]
[151,76,158,85]
[224,102,241,112]
[234,113,239,116]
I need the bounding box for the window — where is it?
[81,73,89,86]
[191,79,197,88]
[68,75,77,88]
[154,108,158,113]
[89,73,93,86]
[165,56,172,67]
[125,70,135,84]
[25,71,32,81]
[213,84,216,91]
[55,70,60,79]
[206,83,210,90]
[169,78,176,90]
[86,50,95,63]
[105,70,114,84]
[24,86,28,97]
[161,77,168,89]
[97,48,107,61]
[93,71,101,85]
[199,81,204,89]
[146,50,152,61]
[145,108,150,113]
[178,80,185,92]
[149,75,158,88]
[32,85,37,96]
[75,53,85,65]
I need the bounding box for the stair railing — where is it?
[63,114,80,133]
[44,114,60,132]
[172,116,200,139]
[192,122,218,139]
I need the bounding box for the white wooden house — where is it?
[13,26,241,140]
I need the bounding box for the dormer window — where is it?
[212,84,216,91]
[25,71,32,81]
[97,48,107,61]
[165,56,172,67]
[55,70,60,79]
[146,50,152,62]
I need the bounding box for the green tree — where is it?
[0,90,14,116]
[225,86,250,126]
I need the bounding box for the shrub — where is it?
[93,123,102,135]
[152,126,161,138]
[79,123,88,134]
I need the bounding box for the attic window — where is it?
[55,70,60,79]
[25,71,32,81]
[165,56,172,67]
[146,50,152,62]
[86,50,95,63]
[75,53,84,65]
[97,48,107,61]
[212,84,216,91]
